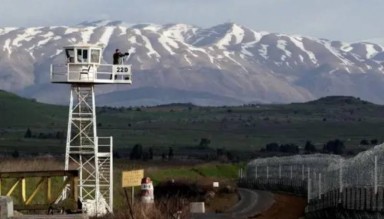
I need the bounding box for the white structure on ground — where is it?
[50,44,132,216]
[0,196,13,219]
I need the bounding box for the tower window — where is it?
[91,49,100,63]
[76,49,89,63]
[65,49,74,63]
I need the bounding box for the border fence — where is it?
[241,145,384,218]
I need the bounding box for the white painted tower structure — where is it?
[50,44,132,216]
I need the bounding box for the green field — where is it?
[1,90,384,155]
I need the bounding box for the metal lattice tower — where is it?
[50,44,132,216]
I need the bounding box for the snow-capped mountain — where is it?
[1,20,384,106]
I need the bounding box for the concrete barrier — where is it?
[190,202,205,213]
[0,196,13,219]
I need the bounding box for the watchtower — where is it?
[50,44,131,216]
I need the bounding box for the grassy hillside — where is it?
[1,90,384,155]
[0,90,67,127]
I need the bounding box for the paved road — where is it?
[192,188,274,219]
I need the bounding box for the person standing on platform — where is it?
[113,49,129,65]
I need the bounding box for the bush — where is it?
[323,139,345,155]
[130,144,143,160]
[304,141,317,153]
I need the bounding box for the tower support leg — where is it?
[63,85,112,216]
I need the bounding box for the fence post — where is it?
[255,166,258,179]
[279,164,281,179]
[266,166,269,179]
[319,173,322,199]
[302,165,304,181]
[290,166,293,179]
[238,168,243,179]
[375,155,378,195]
[346,187,349,209]
[307,167,311,203]
[339,159,343,193]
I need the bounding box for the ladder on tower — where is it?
[97,137,113,213]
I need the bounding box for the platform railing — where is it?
[50,63,132,84]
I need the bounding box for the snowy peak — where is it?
[1,21,384,106]
[214,23,245,49]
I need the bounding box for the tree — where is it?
[265,143,279,152]
[323,139,345,155]
[198,138,211,149]
[161,153,166,160]
[216,148,225,156]
[226,151,234,161]
[168,147,174,160]
[12,150,19,158]
[279,144,299,154]
[371,139,379,145]
[130,144,143,160]
[360,139,369,145]
[149,147,154,160]
[24,128,32,138]
[304,141,316,153]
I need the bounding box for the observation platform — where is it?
[50,63,132,84]
[50,44,132,84]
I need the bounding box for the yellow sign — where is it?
[122,169,144,187]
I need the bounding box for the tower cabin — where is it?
[50,44,132,84]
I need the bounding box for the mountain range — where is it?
[1,20,384,106]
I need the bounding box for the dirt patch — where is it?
[251,194,306,219]
[205,191,239,213]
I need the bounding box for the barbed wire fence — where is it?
[241,145,384,213]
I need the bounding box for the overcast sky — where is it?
[1,0,383,42]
